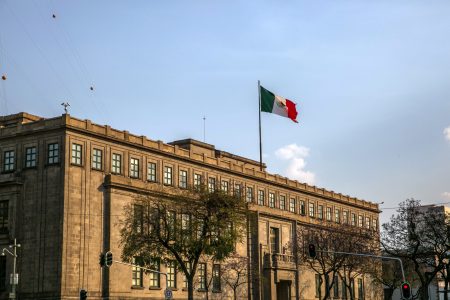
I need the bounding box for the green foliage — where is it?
[119,185,247,299]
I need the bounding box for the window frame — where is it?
[212,264,221,292]
[25,146,37,168]
[0,201,8,234]
[164,166,173,185]
[246,186,253,203]
[147,162,157,182]
[289,198,296,213]
[129,157,140,178]
[258,190,265,206]
[92,148,103,170]
[279,195,286,210]
[47,143,59,165]
[269,192,275,208]
[3,150,15,172]
[111,153,122,174]
[131,257,143,287]
[309,202,315,218]
[71,143,82,166]
[179,169,188,189]
[198,263,207,291]
[167,260,177,289]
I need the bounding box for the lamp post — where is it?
[1,238,20,300]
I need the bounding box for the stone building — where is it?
[0,112,381,299]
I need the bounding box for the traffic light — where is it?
[80,289,87,300]
[401,282,411,299]
[105,251,113,267]
[99,253,105,267]
[308,244,316,258]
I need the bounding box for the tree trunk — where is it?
[444,279,449,300]
[419,285,429,300]
[322,276,331,300]
[188,276,194,300]
[233,288,237,300]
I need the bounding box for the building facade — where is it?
[0,112,381,299]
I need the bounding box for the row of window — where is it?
[1,144,377,229]
[315,274,364,299]
[1,144,59,171]
[132,258,221,291]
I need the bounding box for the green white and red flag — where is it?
[260,85,298,123]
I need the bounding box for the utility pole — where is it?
[2,238,21,300]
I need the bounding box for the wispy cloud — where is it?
[275,144,315,185]
[445,126,450,141]
[442,192,450,199]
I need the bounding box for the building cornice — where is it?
[0,113,380,213]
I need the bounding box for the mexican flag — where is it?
[260,85,298,123]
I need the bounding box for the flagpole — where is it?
[258,80,263,171]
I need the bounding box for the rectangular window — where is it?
[300,200,306,215]
[258,190,265,206]
[92,148,103,170]
[333,275,339,298]
[0,256,5,291]
[289,198,296,213]
[270,227,280,253]
[351,213,356,226]
[234,184,242,198]
[179,170,188,188]
[167,261,177,288]
[132,257,143,287]
[181,213,190,231]
[25,147,37,168]
[149,259,160,288]
[130,158,139,178]
[164,166,173,185]
[279,195,286,210]
[221,180,229,192]
[194,173,202,188]
[318,205,323,220]
[147,162,157,182]
[212,264,221,291]
[134,204,143,234]
[198,263,207,290]
[315,274,321,298]
[335,209,341,224]
[167,211,176,238]
[3,150,15,172]
[365,217,370,229]
[343,211,349,225]
[0,201,8,234]
[358,215,364,227]
[269,193,275,208]
[111,153,122,174]
[208,177,216,192]
[47,143,59,164]
[246,187,253,202]
[309,203,315,217]
[326,207,332,221]
[372,218,378,230]
[357,278,364,299]
[71,143,82,165]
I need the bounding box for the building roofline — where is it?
[0,112,380,213]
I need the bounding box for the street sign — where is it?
[164,289,173,299]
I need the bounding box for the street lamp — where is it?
[1,238,20,300]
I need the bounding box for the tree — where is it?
[381,199,450,300]
[119,185,247,300]
[221,252,249,300]
[297,224,377,300]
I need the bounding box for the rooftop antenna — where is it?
[203,116,206,142]
[61,102,70,114]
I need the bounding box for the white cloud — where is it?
[275,144,316,185]
[445,126,450,141]
[442,192,450,199]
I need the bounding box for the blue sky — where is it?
[1,0,449,223]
